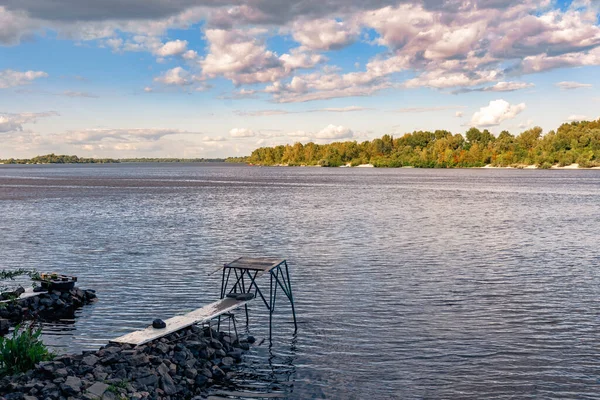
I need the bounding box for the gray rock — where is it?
[157,362,170,378]
[129,354,149,367]
[54,368,68,378]
[61,375,82,395]
[136,374,158,387]
[82,355,98,367]
[184,368,197,379]
[155,342,169,354]
[86,382,109,398]
[194,374,208,387]
[160,373,178,395]
[221,357,234,367]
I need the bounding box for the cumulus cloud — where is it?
[555,81,593,90]
[456,111,464,118]
[229,128,256,137]
[3,0,600,104]
[291,18,359,50]
[567,114,590,121]
[200,28,323,85]
[0,69,48,88]
[470,99,526,127]
[57,128,186,144]
[202,135,227,142]
[154,66,197,86]
[287,124,353,141]
[453,81,534,94]
[0,111,58,133]
[319,106,367,112]
[155,39,188,56]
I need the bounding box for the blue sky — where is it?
[1,0,599,158]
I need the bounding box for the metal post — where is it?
[269,270,273,339]
[284,261,298,332]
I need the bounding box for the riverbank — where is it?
[481,163,600,169]
[0,326,252,399]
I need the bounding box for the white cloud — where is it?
[291,18,359,50]
[154,67,196,86]
[0,111,58,133]
[287,124,353,141]
[182,49,198,60]
[0,69,48,88]
[319,106,367,112]
[456,111,464,118]
[470,99,526,127]
[567,114,590,121]
[229,128,256,137]
[202,135,227,142]
[486,82,535,92]
[314,124,353,139]
[155,39,188,57]
[200,28,322,85]
[144,86,153,92]
[555,81,593,90]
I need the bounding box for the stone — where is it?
[246,335,256,344]
[61,376,82,395]
[227,349,243,361]
[54,368,68,378]
[82,355,98,367]
[221,357,234,367]
[211,365,225,379]
[136,374,158,388]
[194,374,208,387]
[160,373,178,395]
[152,319,166,329]
[40,298,54,307]
[156,363,170,378]
[155,342,169,354]
[0,319,9,333]
[184,368,197,379]
[86,382,109,399]
[129,354,149,367]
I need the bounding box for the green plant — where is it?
[0,323,54,376]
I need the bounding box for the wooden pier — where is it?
[110,256,297,346]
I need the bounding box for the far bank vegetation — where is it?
[243,119,600,168]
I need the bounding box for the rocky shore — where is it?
[0,325,253,400]
[0,287,97,328]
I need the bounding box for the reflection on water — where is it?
[1,163,600,399]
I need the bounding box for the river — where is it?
[1,163,599,399]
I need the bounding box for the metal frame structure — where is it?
[219,257,297,338]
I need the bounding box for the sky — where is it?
[1,0,599,158]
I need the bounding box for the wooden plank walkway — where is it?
[0,287,45,304]
[110,297,251,346]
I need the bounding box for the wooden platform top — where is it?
[224,257,286,272]
[110,297,251,346]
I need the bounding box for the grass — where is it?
[0,323,54,376]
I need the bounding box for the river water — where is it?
[0,163,599,399]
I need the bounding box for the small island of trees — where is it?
[242,118,600,168]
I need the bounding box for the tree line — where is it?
[0,155,227,164]
[238,118,600,168]
[0,154,119,164]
